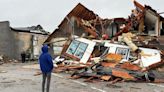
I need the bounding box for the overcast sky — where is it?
[0,0,163,32]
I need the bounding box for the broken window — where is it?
[104,43,130,61]
[64,38,96,63]
[115,47,130,60]
[66,40,88,59]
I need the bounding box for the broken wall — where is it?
[0,21,15,59]
[58,16,91,38]
[52,37,67,56]
[13,32,48,60]
[144,9,160,36]
[34,34,48,59]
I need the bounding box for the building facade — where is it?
[0,21,49,60]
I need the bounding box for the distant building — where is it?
[0,21,49,60]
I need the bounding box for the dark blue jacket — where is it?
[39,45,53,73]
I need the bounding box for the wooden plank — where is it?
[112,69,135,80]
[120,62,141,71]
[101,75,111,81]
[101,62,117,68]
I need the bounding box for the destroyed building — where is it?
[0,21,49,60]
[44,3,98,56]
[131,1,164,36]
[44,0,164,83]
[45,1,164,55]
[44,3,127,56]
[113,1,164,50]
[9,1,164,61]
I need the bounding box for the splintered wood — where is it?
[101,75,111,81]
[120,62,141,71]
[101,62,117,68]
[112,69,135,80]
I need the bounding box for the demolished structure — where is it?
[44,1,164,83]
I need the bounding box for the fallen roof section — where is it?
[44,3,98,43]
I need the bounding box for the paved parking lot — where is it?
[0,62,164,92]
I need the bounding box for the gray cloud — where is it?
[0,0,163,32]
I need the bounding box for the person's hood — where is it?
[42,45,48,53]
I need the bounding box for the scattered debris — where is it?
[130,87,141,90]
[33,72,42,76]
[43,0,164,84]
[100,75,111,81]
[120,62,141,71]
[0,70,7,73]
[0,55,18,65]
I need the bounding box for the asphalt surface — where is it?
[0,62,164,92]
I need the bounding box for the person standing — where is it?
[21,51,26,63]
[39,45,53,92]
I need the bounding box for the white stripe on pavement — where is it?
[52,73,107,92]
[52,73,64,78]
[148,83,164,88]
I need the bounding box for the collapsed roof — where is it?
[45,3,98,42]
[45,0,164,44]
[46,1,164,83]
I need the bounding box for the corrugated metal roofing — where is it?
[11,27,49,35]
